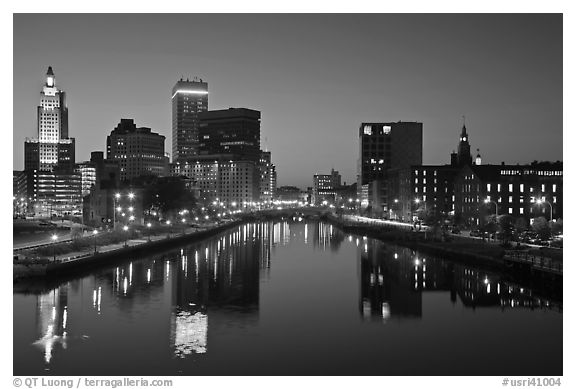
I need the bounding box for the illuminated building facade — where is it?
[22,67,81,216]
[454,162,563,226]
[106,119,169,182]
[258,151,276,203]
[357,121,422,216]
[172,77,208,162]
[24,67,74,172]
[312,169,341,205]
[170,155,260,206]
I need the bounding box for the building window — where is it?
[509,184,513,192]
[508,207,513,214]
[520,208,524,215]
[520,184,524,193]
[553,184,557,193]
[497,184,501,192]
[509,196,513,203]
[542,184,545,192]
[487,183,491,192]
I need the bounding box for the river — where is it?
[13,220,562,375]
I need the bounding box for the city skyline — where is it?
[13,14,562,188]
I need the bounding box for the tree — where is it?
[514,217,527,233]
[550,218,563,236]
[483,215,498,237]
[497,215,516,243]
[141,177,196,217]
[532,217,551,240]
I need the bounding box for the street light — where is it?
[51,234,58,261]
[483,198,498,216]
[92,230,98,254]
[146,222,152,241]
[113,193,121,229]
[123,225,129,247]
[536,198,553,221]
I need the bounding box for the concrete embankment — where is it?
[325,214,562,284]
[14,219,245,282]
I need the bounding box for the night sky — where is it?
[13,14,562,188]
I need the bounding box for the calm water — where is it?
[13,221,562,376]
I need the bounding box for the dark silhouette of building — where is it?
[106,119,169,182]
[198,108,261,161]
[357,121,423,216]
[172,77,208,162]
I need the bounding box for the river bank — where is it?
[13,218,246,282]
[325,214,562,296]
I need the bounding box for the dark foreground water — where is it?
[13,221,562,376]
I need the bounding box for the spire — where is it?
[46,66,55,87]
[461,115,467,136]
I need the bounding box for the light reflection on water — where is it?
[14,220,562,376]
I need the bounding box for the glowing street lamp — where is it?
[536,198,553,221]
[92,230,99,254]
[51,234,58,261]
[113,193,121,229]
[123,225,129,247]
[146,222,152,241]
[483,198,498,216]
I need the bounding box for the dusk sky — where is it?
[13,14,562,188]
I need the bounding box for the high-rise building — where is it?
[198,108,261,160]
[258,151,276,203]
[106,119,169,182]
[23,67,81,216]
[172,77,208,162]
[357,121,423,215]
[24,67,74,172]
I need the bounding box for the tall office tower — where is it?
[357,121,422,215]
[106,119,169,182]
[198,108,261,160]
[24,66,75,171]
[172,77,208,162]
[258,151,277,203]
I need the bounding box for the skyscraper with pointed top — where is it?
[171,77,208,162]
[25,66,74,171]
[22,67,80,216]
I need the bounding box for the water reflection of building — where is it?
[312,222,345,252]
[359,240,422,321]
[168,222,269,358]
[34,286,69,364]
[357,238,560,322]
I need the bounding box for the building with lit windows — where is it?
[258,151,276,203]
[454,161,563,227]
[172,77,208,162]
[22,67,81,216]
[357,121,422,216]
[387,122,476,221]
[75,162,97,196]
[106,119,169,182]
[24,67,74,172]
[170,155,260,207]
[312,169,341,205]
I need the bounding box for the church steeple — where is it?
[456,116,472,166]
